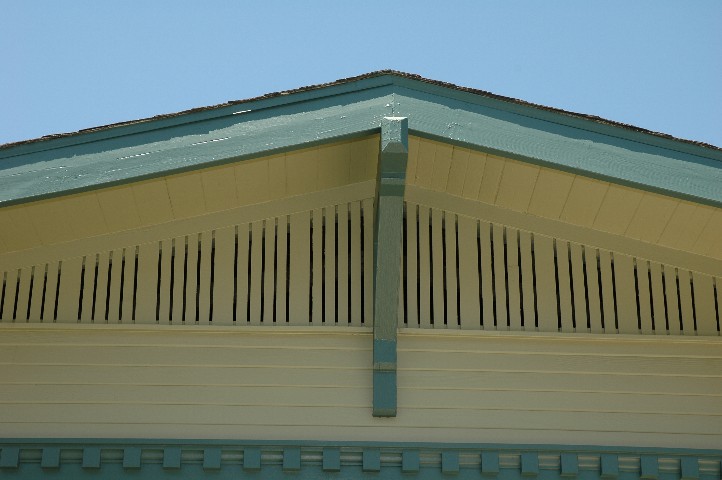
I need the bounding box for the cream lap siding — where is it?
[0,326,720,449]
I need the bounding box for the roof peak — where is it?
[1,70,720,153]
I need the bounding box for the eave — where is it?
[0,71,721,208]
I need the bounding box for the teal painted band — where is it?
[0,439,719,480]
[3,439,721,455]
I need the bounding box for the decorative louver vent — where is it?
[1,201,719,335]
[0,199,374,326]
[401,203,721,335]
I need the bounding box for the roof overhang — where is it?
[1,71,721,208]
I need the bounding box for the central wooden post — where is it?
[372,117,408,417]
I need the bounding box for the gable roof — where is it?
[1,70,721,208]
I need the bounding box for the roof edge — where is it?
[2,70,720,154]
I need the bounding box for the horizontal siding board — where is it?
[2,385,720,416]
[3,365,719,395]
[1,405,720,435]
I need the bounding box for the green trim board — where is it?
[372,117,408,417]
[0,439,719,480]
[1,72,721,208]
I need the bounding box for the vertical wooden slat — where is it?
[121,247,136,323]
[197,231,213,324]
[213,226,236,325]
[613,253,638,334]
[569,242,589,332]
[135,242,159,324]
[457,214,480,329]
[289,211,311,325]
[431,207,445,327]
[184,233,200,323]
[28,264,46,322]
[492,223,508,329]
[585,247,603,334]
[649,261,667,334]
[518,230,536,331]
[445,212,459,327]
[156,239,172,323]
[636,260,654,334]
[15,266,33,322]
[417,205,431,328]
[93,250,110,322]
[312,209,324,325]
[235,225,250,323]
[405,203,419,327]
[79,255,95,323]
[479,220,495,330]
[533,234,558,332]
[1,269,19,321]
[506,228,522,331]
[598,249,617,333]
[248,221,264,325]
[171,238,186,323]
[556,240,574,333]
[678,269,695,335]
[56,256,83,323]
[324,206,337,325]
[350,201,362,326]
[692,272,718,335]
[43,262,59,322]
[264,219,278,324]
[106,249,124,323]
[664,266,682,335]
[337,203,349,324]
[275,217,288,324]
[363,198,375,326]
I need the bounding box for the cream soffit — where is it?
[0,136,380,255]
[407,137,722,262]
[0,135,719,268]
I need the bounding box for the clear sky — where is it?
[2,1,721,147]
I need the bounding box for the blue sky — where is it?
[2,1,721,147]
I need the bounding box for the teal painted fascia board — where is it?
[0,86,396,207]
[387,75,722,163]
[0,75,398,160]
[1,72,721,208]
[391,87,722,207]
